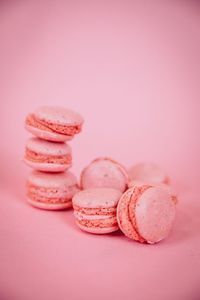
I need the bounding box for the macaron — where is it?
[25,106,84,142]
[117,185,176,244]
[24,137,72,172]
[128,180,178,204]
[27,171,79,210]
[128,162,169,185]
[80,157,129,192]
[72,188,122,234]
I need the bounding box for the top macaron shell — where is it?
[25,106,84,142]
[128,162,168,185]
[24,137,72,172]
[73,188,122,209]
[80,158,129,192]
[35,106,84,126]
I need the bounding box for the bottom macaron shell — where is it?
[24,159,72,172]
[27,198,72,210]
[25,124,73,142]
[75,221,119,234]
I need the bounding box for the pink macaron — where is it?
[128,162,169,185]
[80,157,129,192]
[128,180,178,204]
[72,188,122,234]
[24,137,72,172]
[27,171,79,210]
[117,185,176,244]
[25,106,84,142]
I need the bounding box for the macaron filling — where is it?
[25,148,72,164]
[26,114,81,136]
[73,205,116,216]
[27,183,78,204]
[77,216,118,229]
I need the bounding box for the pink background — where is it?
[0,1,200,300]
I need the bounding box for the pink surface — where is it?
[0,1,200,300]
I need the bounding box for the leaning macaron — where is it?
[25,106,84,142]
[128,162,169,185]
[80,157,129,192]
[72,188,122,234]
[128,180,178,204]
[117,185,176,244]
[27,171,79,210]
[24,137,72,172]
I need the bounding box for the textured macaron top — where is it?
[26,137,71,156]
[128,162,168,184]
[117,185,176,243]
[28,171,77,188]
[134,186,176,243]
[81,157,129,192]
[34,106,84,126]
[73,188,122,208]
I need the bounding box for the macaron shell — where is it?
[128,162,168,184]
[117,187,146,242]
[81,158,128,192]
[26,137,72,155]
[25,124,73,142]
[128,180,178,205]
[24,159,72,172]
[28,170,78,189]
[73,188,122,209]
[135,187,176,243]
[27,198,72,210]
[75,221,119,234]
[35,106,84,126]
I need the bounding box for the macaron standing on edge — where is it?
[25,106,84,142]
[24,137,72,172]
[128,162,169,185]
[80,157,129,192]
[73,188,122,234]
[117,185,176,244]
[27,171,79,210]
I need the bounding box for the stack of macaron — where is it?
[23,106,177,244]
[72,158,177,244]
[24,106,84,210]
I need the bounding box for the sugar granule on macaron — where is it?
[72,188,122,234]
